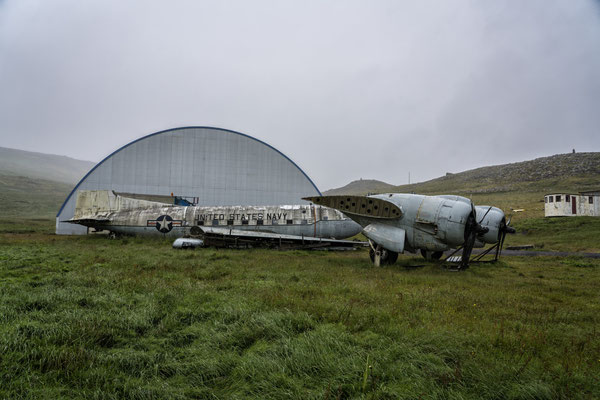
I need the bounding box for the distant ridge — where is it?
[323,179,397,196]
[324,152,600,196]
[0,147,95,184]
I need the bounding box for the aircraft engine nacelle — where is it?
[406,195,473,250]
[475,206,506,244]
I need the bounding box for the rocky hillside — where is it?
[0,147,95,184]
[326,152,600,195]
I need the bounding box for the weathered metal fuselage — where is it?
[306,193,509,254]
[368,193,473,252]
[69,190,362,239]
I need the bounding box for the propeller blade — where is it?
[461,233,475,268]
[461,206,478,269]
[498,230,507,257]
[478,206,493,224]
[498,215,515,258]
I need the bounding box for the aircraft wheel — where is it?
[369,248,398,265]
[420,250,444,260]
[108,231,117,239]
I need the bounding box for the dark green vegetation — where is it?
[507,217,600,253]
[2,224,600,399]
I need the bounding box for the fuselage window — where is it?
[212,219,219,226]
[566,195,570,202]
[556,195,561,202]
[242,220,249,225]
[590,196,594,204]
[286,219,293,225]
[549,196,553,203]
[256,220,263,225]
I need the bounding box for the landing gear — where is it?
[369,246,398,266]
[420,249,444,260]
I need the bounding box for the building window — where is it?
[566,195,570,202]
[286,219,293,225]
[549,196,553,203]
[256,220,263,225]
[556,195,561,202]
[590,196,594,204]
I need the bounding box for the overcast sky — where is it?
[1,0,599,190]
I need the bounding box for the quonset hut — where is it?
[56,127,321,234]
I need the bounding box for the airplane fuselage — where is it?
[75,203,362,239]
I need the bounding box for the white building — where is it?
[544,191,600,217]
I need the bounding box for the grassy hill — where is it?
[0,174,73,219]
[0,147,93,222]
[326,152,600,222]
[395,152,600,195]
[0,147,94,184]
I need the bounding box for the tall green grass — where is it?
[1,231,599,399]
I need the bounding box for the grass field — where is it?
[1,219,599,399]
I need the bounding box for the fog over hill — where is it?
[0,147,95,184]
[325,152,600,195]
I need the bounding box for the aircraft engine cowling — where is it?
[475,206,506,244]
[434,199,474,247]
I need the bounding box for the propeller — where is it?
[478,206,493,225]
[461,202,489,269]
[497,216,515,258]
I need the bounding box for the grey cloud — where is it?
[1,0,599,190]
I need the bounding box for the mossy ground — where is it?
[1,219,599,399]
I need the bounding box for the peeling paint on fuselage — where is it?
[70,190,362,239]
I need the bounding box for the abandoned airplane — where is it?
[304,193,515,269]
[66,190,363,248]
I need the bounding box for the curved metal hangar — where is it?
[56,126,321,234]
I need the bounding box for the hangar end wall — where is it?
[57,127,321,234]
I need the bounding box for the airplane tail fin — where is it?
[70,190,167,221]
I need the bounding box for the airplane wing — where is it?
[64,218,110,227]
[303,195,402,220]
[196,226,366,250]
[303,195,406,253]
